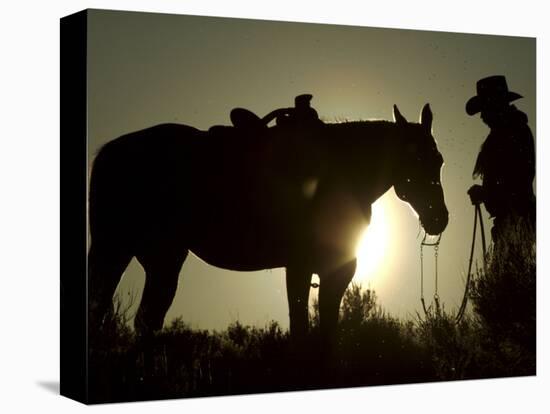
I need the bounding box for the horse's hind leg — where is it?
[88,242,133,336]
[134,246,188,336]
[286,266,312,339]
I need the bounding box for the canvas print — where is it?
[60,9,536,404]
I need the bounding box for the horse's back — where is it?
[93,123,202,163]
[88,122,336,268]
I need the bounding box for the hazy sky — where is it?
[87,9,535,330]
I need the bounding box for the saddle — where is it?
[230,108,266,130]
[208,94,323,137]
[207,108,265,139]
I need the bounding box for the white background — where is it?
[0,0,548,412]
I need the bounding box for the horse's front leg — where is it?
[318,258,356,344]
[285,266,312,339]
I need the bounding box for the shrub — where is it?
[87,243,536,404]
[469,218,536,376]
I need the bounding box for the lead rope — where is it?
[420,233,442,315]
[434,243,440,311]
[455,204,487,323]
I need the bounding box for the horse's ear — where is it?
[393,105,407,125]
[421,103,433,132]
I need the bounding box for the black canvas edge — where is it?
[60,9,89,404]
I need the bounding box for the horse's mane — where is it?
[325,119,395,130]
[325,119,402,138]
[322,120,401,148]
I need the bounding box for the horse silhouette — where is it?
[88,103,448,340]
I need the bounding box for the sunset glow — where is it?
[354,200,390,283]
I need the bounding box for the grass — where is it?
[89,224,535,403]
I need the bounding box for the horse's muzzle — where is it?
[421,207,449,236]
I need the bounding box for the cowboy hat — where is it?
[466,75,523,116]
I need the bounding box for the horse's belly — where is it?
[185,180,304,271]
[188,229,288,271]
[185,184,368,272]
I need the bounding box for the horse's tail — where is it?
[88,133,140,243]
[88,140,118,240]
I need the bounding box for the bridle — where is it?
[419,204,487,323]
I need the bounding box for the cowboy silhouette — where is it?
[466,75,535,247]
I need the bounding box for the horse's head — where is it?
[392,104,448,236]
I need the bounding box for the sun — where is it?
[354,200,390,283]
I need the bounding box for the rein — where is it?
[455,204,487,322]
[419,204,487,323]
